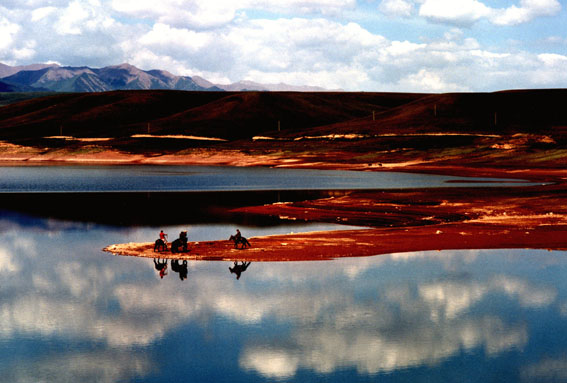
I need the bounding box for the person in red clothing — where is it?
[159,230,168,244]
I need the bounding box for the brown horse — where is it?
[229,235,251,249]
[154,238,167,252]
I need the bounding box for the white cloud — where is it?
[118,15,567,91]
[55,0,115,35]
[124,17,388,89]
[491,0,561,26]
[111,0,356,29]
[531,53,567,85]
[55,1,90,35]
[379,0,414,17]
[397,69,468,92]
[111,0,240,28]
[31,6,57,22]
[0,14,20,52]
[417,0,562,26]
[418,0,493,26]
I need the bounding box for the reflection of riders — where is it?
[171,259,188,281]
[229,261,251,280]
[154,258,168,279]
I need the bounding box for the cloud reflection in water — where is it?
[0,213,566,382]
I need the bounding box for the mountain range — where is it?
[0,62,331,93]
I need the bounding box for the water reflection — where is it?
[153,258,168,279]
[229,261,252,280]
[171,260,188,281]
[2,211,567,382]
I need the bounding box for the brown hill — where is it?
[1,89,566,156]
[0,91,228,140]
[0,90,424,142]
[279,89,567,139]
[149,91,424,139]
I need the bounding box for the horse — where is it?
[171,230,189,254]
[171,239,188,254]
[154,238,167,252]
[229,235,251,249]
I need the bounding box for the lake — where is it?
[0,165,533,192]
[0,165,560,382]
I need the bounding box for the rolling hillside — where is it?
[284,89,567,138]
[0,90,425,141]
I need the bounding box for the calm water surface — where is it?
[0,165,533,192]
[1,211,566,382]
[0,165,558,382]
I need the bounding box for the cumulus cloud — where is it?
[0,13,20,53]
[379,0,414,17]
[491,0,562,26]
[418,0,493,26]
[111,0,356,29]
[31,6,57,22]
[416,0,561,26]
[54,0,116,35]
[532,53,567,85]
[116,13,567,91]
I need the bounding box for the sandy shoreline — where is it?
[104,221,567,262]
[1,143,565,182]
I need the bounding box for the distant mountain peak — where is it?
[0,62,59,79]
[110,63,138,70]
[0,62,338,93]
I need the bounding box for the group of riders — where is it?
[153,229,252,280]
[154,228,251,253]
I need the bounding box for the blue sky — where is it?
[1,0,566,92]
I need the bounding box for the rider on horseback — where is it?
[229,229,251,249]
[159,230,168,244]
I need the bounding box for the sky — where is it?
[1,0,566,92]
